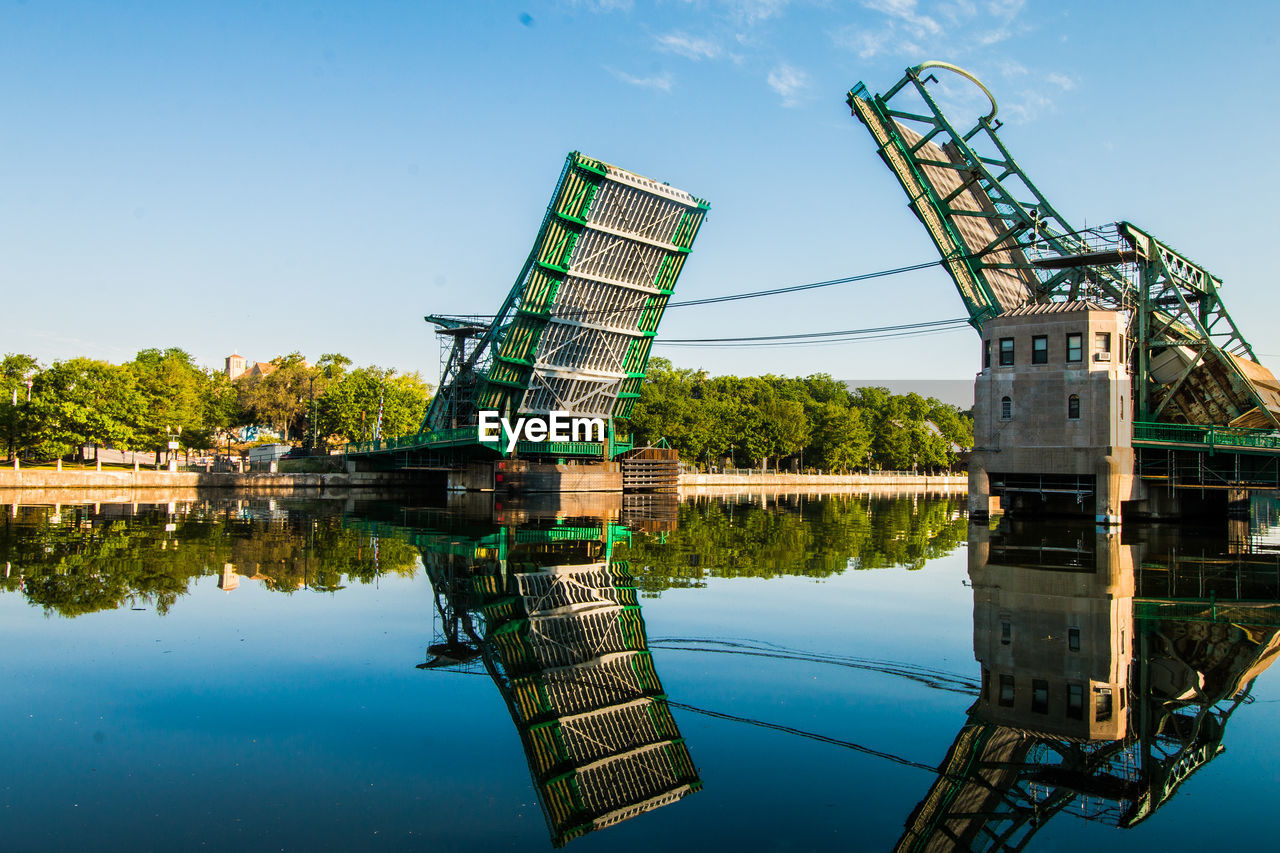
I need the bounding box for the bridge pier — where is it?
[970,303,1135,525]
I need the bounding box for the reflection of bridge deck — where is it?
[407,507,699,847]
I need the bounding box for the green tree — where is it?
[128,348,224,454]
[26,358,139,460]
[2,353,40,460]
[317,366,432,443]
[235,352,316,441]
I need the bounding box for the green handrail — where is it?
[1132,421,1280,451]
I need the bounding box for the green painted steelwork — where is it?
[414,151,709,463]
[1133,420,1280,453]
[848,64,1280,429]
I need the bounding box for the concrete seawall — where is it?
[678,472,967,495]
[0,469,423,496]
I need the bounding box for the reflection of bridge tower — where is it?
[970,523,1133,741]
[402,502,699,847]
[895,521,1280,852]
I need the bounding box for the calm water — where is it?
[3,491,1280,852]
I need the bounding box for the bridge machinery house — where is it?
[970,302,1134,525]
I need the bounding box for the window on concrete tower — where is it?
[983,340,991,368]
[1032,335,1048,364]
[1068,394,1080,419]
[1095,688,1113,722]
[999,337,1015,366]
[999,675,1015,707]
[1066,333,1083,363]
[1001,397,1012,419]
[1032,679,1049,714]
[1067,684,1084,719]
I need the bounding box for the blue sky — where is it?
[4,0,1278,387]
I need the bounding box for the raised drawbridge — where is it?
[848,62,1280,430]
[347,152,707,467]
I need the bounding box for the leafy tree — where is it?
[317,366,432,443]
[631,364,971,472]
[26,358,139,460]
[2,353,40,459]
[127,348,224,454]
[235,352,316,441]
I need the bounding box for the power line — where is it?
[658,317,967,344]
[655,319,971,348]
[431,257,946,321]
[667,260,943,307]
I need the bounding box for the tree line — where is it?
[629,358,972,472]
[1,349,433,462]
[3,348,967,469]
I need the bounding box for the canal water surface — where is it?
[3,493,1280,851]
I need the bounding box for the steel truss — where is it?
[421,152,708,441]
[849,63,1280,428]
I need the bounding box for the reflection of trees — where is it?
[0,504,419,617]
[617,495,967,593]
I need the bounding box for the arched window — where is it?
[1001,396,1012,419]
[1068,394,1080,420]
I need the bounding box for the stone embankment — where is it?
[0,469,420,500]
[678,472,967,495]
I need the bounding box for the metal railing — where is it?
[344,426,476,456]
[512,440,607,457]
[1132,421,1280,452]
[345,426,618,458]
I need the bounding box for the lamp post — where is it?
[7,387,15,462]
[308,376,316,454]
[22,379,32,463]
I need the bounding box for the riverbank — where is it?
[0,469,422,495]
[678,472,967,495]
[0,467,969,498]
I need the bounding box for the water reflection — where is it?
[619,493,968,591]
[0,491,973,848]
[0,492,969,612]
[0,499,420,615]
[380,498,701,847]
[898,515,1280,851]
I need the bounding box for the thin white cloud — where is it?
[573,0,634,11]
[609,68,674,92]
[1002,89,1053,123]
[831,25,890,59]
[862,0,941,37]
[937,0,978,24]
[767,62,808,106]
[986,0,1025,20]
[724,0,792,26]
[997,60,1027,78]
[1046,72,1076,91]
[978,27,1011,45]
[655,31,722,60]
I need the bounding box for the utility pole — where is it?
[8,387,16,462]
[308,375,316,454]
